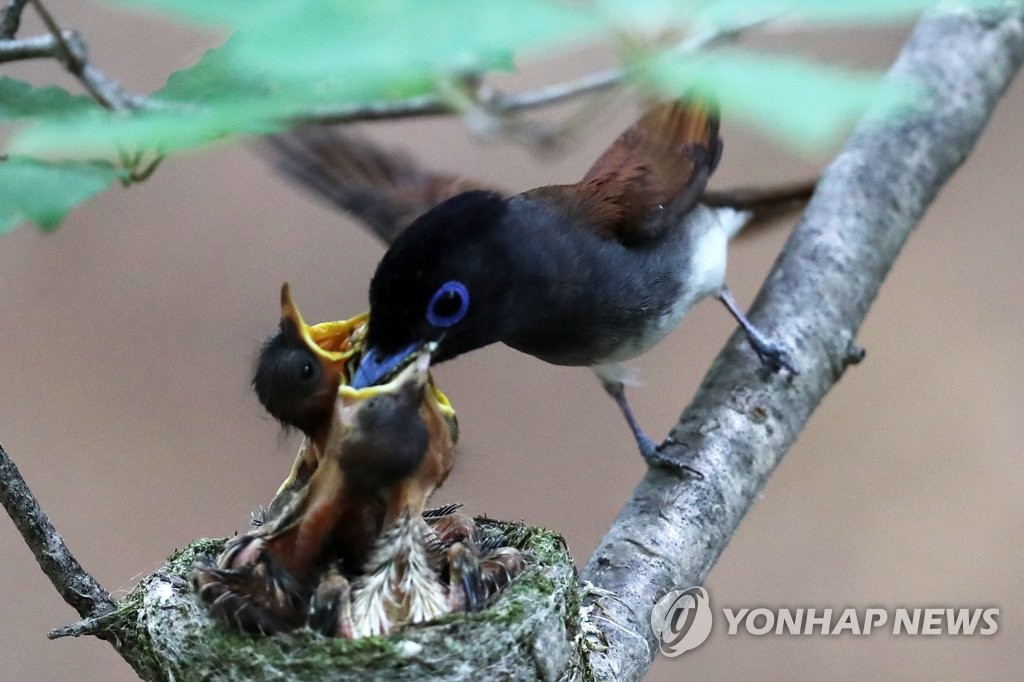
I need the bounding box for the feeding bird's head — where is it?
[354,190,514,388]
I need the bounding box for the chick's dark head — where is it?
[338,353,431,491]
[355,190,511,387]
[253,284,348,436]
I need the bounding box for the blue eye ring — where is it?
[427,280,470,328]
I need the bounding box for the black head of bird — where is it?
[253,283,364,437]
[352,190,514,387]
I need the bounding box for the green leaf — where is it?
[8,105,290,158]
[0,158,122,232]
[154,41,268,102]
[231,1,596,82]
[0,77,98,120]
[595,0,1007,32]
[155,39,434,108]
[118,0,600,82]
[636,49,918,153]
[17,0,597,159]
[690,0,1007,30]
[8,41,329,158]
[47,0,970,159]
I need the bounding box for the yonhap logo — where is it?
[651,586,714,656]
[650,585,1000,657]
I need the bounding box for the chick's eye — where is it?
[299,360,316,381]
[426,280,469,328]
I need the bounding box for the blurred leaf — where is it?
[118,0,600,81]
[0,77,98,120]
[690,0,1007,30]
[155,39,434,107]
[226,1,596,82]
[11,39,402,158]
[154,41,271,102]
[17,0,596,159]
[556,0,1009,36]
[637,49,918,152]
[46,0,973,159]
[0,158,122,232]
[8,105,288,158]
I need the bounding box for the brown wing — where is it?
[525,97,722,244]
[260,127,499,245]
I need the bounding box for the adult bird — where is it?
[263,97,801,471]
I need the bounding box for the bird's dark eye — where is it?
[300,360,316,381]
[426,280,469,328]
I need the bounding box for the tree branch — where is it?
[0,7,142,110]
[26,0,139,110]
[0,444,115,620]
[0,29,78,62]
[297,19,772,126]
[0,0,29,39]
[579,6,1024,680]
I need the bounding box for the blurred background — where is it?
[1,3,1021,680]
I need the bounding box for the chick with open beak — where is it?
[196,285,520,637]
[252,284,455,500]
[252,283,365,497]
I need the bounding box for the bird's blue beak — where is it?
[351,342,421,388]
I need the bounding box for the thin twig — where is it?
[579,6,1024,680]
[301,17,774,127]
[22,0,139,110]
[0,30,62,61]
[0,0,29,39]
[0,444,115,620]
[48,608,125,640]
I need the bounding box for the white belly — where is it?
[597,205,743,363]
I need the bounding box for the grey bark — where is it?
[579,6,1024,680]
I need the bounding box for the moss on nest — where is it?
[106,520,589,681]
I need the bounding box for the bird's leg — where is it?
[446,542,525,613]
[718,286,799,374]
[597,375,703,477]
[309,567,354,639]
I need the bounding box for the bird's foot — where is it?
[637,434,704,479]
[448,541,525,613]
[744,331,800,375]
[309,568,354,639]
[718,287,799,375]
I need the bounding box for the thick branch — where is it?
[0,444,115,620]
[580,6,1024,681]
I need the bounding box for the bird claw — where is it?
[637,435,704,479]
[747,336,800,375]
[717,288,799,376]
